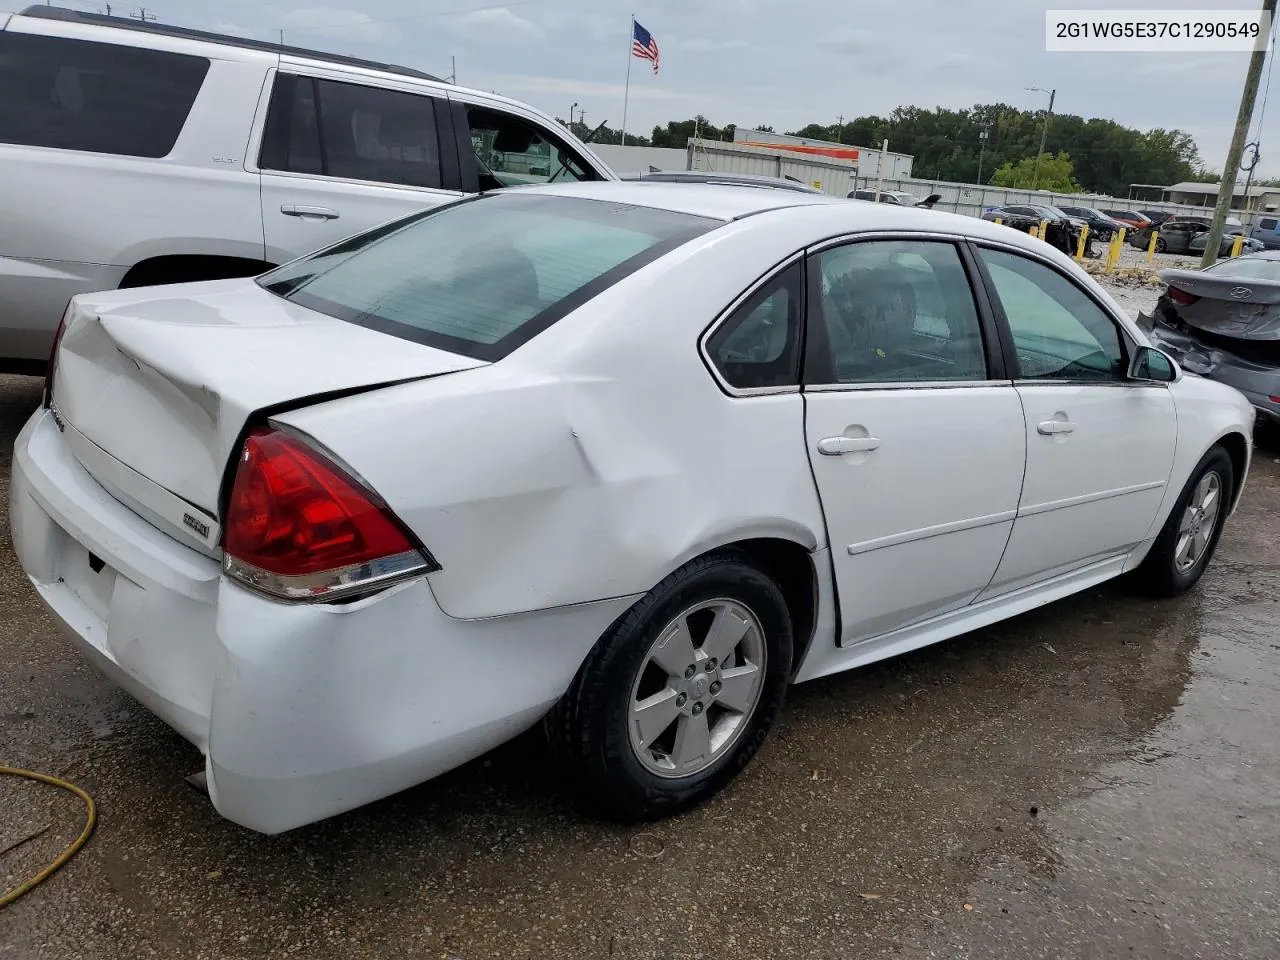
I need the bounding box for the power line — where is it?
[1252,8,1279,140]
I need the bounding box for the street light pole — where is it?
[977,126,990,184]
[1027,87,1055,190]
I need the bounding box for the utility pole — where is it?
[130,7,157,22]
[977,125,990,185]
[570,101,578,133]
[1027,87,1055,190]
[1202,0,1276,267]
[835,114,844,143]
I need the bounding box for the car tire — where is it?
[1097,228,1112,242]
[1133,447,1234,597]
[1156,237,1167,253]
[545,550,793,819]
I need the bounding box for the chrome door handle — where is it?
[817,436,881,456]
[1037,420,1076,436]
[280,204,340,220]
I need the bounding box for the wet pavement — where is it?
[1,371,1279,960]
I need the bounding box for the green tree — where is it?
[990,152,1084,192]
[650,116,729,148]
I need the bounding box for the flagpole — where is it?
[621,13,634,146]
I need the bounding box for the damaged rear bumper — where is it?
[1141,313,1280,424]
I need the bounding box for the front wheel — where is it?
[1156,236,1168,253]
[1134,447,1233,596]
[545,551,793,819]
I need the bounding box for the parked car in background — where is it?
[1128,217,1260,256]
[0,5,615,373]
[981,204,1092,258]
[13,182,1253,833]
[848,188,933,206]
[622,170,823,193]
[1058,205,1126,241]
[1248,214,1280,250]
[1100,209,1154,230]
[1189,230,1264,258]
[1139,250,1280,423]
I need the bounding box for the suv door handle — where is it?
[817,436,881,456]
[280,204,340,220]
[1037,419,1076,436]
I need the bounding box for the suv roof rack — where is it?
[17,5,445,83]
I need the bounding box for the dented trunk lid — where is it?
[1158,267,1280,340]
[51,279,483,549]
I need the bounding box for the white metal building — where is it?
[733,128,915,179]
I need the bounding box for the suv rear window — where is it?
[0,32,209,158]
[259,193,719,360]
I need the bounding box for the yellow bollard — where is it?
[1106,234,1120,272]
[1231,234,1245,257]
[1039,219,1050,241]
[995,216,1003,225]
[1075,224,1090,261]
[1147,230,1159,261]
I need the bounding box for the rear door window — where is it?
[260,74,444,189]
[0,32,209,157]
[463,105,597,191]
[1260,217,1278,231]
[259,193,718,360]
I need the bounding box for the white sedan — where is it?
[12,182,1254,834]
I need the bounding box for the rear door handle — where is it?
[280,204,340,220]
[1037,420,1076,436]
[817,436,881,455]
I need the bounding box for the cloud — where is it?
[278,7,383,42]
[453,7,544,40]
[466,71,710,106]
[679,38,751,52]
[212,22,256,38]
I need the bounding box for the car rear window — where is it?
[1205,257,1280,281]
[0,32,209,158]
[259,192,720,360]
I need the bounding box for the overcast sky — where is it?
[77,0,1280,177]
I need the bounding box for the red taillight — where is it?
[42,310,69,410]
[222,426,435,601]
[1167,287,1199,306]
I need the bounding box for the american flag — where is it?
[632,20,660,74]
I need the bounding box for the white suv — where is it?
[0,5,614,372]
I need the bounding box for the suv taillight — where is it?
[221,426,436,602]
[42,309,69,410]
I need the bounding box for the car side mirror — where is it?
[1129,345,1179,383]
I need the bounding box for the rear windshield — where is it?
[259,193,719,360]
[0,32,209,158]
[1205,257,1280,281]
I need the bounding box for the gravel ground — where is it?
[2,310,1280,957]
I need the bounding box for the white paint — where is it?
[11,183,1257,833]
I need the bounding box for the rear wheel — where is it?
[1156,236,1168,253]
[546,551,792,818]
[1134,447,1233,596]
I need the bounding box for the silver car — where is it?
[1138,250,1280,424]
